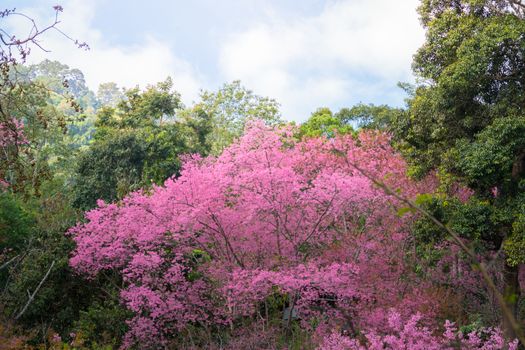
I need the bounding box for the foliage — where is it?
[391,0,525,336]
[72,133,147,210]
[28,59,97,113]
[73,297,132,348]
[336,103,404,130]
[72,78,209,210]
[299,107,354,138]
[96,82,124,108]
[397,0,525,179]
[184,80,283,154]
[0,191,34,251]
[0,177,119,345]
[300,103,404,139]
[0,78,79,193]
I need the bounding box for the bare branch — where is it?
[14,260,55,320]
[0,254,20,271]
[0,6,89,67]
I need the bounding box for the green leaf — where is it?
[415,193,433,206]
[397,206,416,217]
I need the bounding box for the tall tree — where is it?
[28,59,97,113]
[72,78,210,210]
[300,104,404,138]
[336,103,405,130]
[184,80,282,154]
[96,82,124,108]
[393,0,525,337]
[299,107,354,138]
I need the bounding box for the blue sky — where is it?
[4,0,425,121]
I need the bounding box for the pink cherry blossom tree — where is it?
[69,122,504,349]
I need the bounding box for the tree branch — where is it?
[0,254,20,271]
[334,146,525,344]
[14,260,55,320]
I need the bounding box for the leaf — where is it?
[415,193,433,206]
[397,206,416,217]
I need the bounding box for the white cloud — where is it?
[5,0,424,120]
[6,0,203,104]
[219,0,425,121]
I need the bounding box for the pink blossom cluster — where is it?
[0,117,27,187]
[0,118,27,148]
[69,122,469,348]
[318,310,518,350]
[223,261,359,322]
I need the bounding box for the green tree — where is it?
[0,192,33,251]
[73,78,211,210]
[299,107,354,138]
[0,8,127,347]
[393,0,525,336]
[300,104,403,138]
[186,80,282,154]
[336,103,405,130]
[0,76,82,194]
[72,133,147,210]
[0,182,126,347]
[29,59,97,113]
[96,82,124,108]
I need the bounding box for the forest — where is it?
[1,0,525,349]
